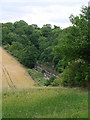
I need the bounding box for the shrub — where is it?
[60,60,89,87]
[51,78,61,86]
[3,44,10,51]
[44,75,56,86]
[41,69,45,74]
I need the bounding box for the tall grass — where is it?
[2,87,88,118]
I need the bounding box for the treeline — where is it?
[2,6,90,87]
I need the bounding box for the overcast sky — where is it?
[0,0,89,28]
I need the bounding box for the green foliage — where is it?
[3,44,10,50]
[38,36,48,52]
[9,42,23,57]
[69,6,89,62]
[53,6,89,87]
[29,30,40,49]
[41,24,52,37]
[3,22,15,32]
[41,69,45,74]
[60,60,89,87]
[18,45,38,68]
[2,20,62,69]
[14,20,28,28]
[44,75,56,86]
[54,6,89,63]
[28,69,47,86]
[51,78,61,86]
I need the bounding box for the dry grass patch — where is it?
[1,47,34,89]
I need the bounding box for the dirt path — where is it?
[1,47,34,89]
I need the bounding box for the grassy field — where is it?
[2,87,88,118]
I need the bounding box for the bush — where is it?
[44,75,56,86]
[51,78,61,86]
[41,69,45,74]
[60,60,89,87]
[3,44,10,50]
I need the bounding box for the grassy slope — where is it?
[2,87,88,118]
[28,69,47,86]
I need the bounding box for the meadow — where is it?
[2,87,88,118]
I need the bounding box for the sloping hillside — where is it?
[1,47,34,89]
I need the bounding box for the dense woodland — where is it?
[1,6,90,87]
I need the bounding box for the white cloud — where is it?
[18,4,81,28]
[0,0,89,28]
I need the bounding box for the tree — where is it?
[6,32,19,45]
[41,24,52,37]
[9,42,24,57]
[54,6,89,87]
[38,36,48,52]
[3,22,15,32]
[54,6,89,63]
[18,45,38,68]
[29,30,40,49]
[69,6,90,62]
[14,20,28,28]
[40,46,54,62]
[24,25,34,35]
